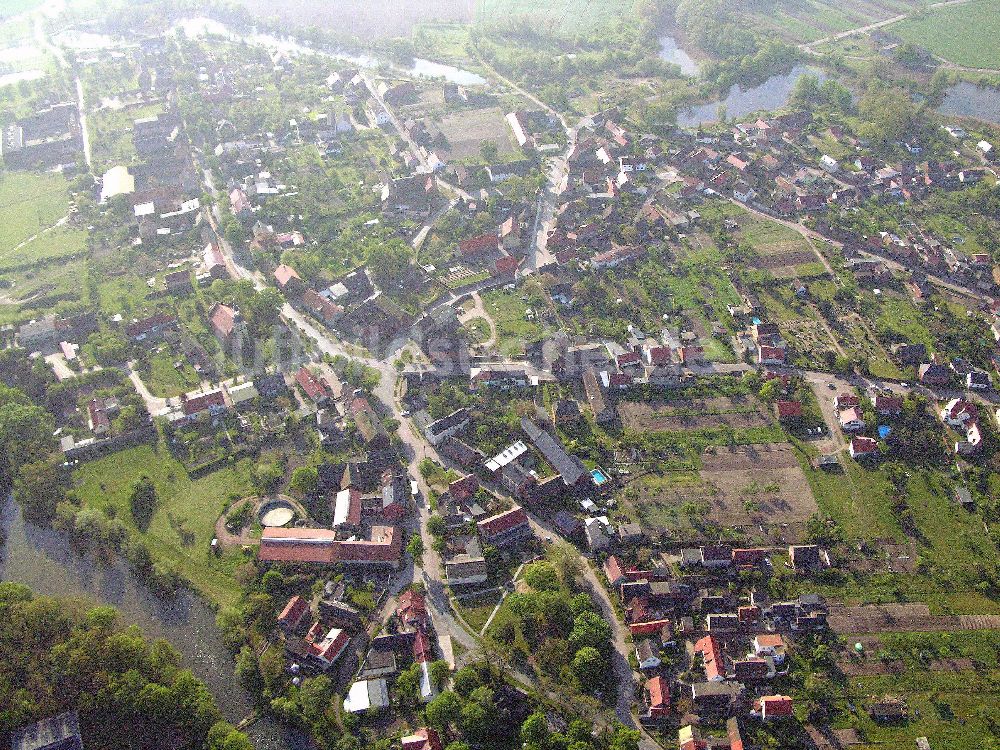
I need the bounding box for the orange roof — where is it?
[274,263,301,288]
[278,595,309,625]
[694,634,724,680]
[646,675,669,709]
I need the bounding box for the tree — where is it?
[13,458,65,522]
[571,646,604,691]
[568,611,612,653]
[520,712,550,746]
[407,533,425,564]
[290,466,318,496]
[479,140,499,162]
[524,561,561,591]
[429,659,451,686]
[425,690,462,731]
[129,475,158,530]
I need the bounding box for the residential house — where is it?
[753,695,794,720]
[643,676,670,719]
[636,639,661,670]
[477,507,532,547]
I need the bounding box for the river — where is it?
[937,81,1000,125]
[171,16,487,85]
[0,494,306,750]
[658,35,699,77]
[676,65,826,128]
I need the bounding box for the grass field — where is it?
[482,287,545,356]
[475,0,633,34]
[0,172,71,250]
[73,444,253,606]
[142,349,202,398]
[894,0,1000,69]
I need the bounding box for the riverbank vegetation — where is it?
[0,582,253,750]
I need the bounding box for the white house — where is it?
[820,155,839,173]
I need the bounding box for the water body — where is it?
[174,16,487,85]
[677,65,826,128]
[0,494,306,750]
[658,35,699,77]
[937,82,1000,125]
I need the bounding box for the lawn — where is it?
[893,0,1000,69]
[73,443,253,606]
[792,440,903,541]
[482,287,545,356]
[455,591,502,633]
[0,256,90,324]
[0,225,87,271]
[474,0,634,35]
[142,349,203,398]
[0,171,71,250]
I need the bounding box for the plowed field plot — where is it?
[618,396,772,432]
[633,443,818,538]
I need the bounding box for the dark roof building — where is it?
[11,712,83,750]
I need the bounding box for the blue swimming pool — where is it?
[878,425,891,439]
[591,469,609,485]
[752,317,762,326]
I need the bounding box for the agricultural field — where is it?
[747,0,927,44]
[735,211,827,279]
[474,0,634,35]
[894,0,1000,69]
[234,0,472,37]
[425,106,516,161]
[72,443,254,607]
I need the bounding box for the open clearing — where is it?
[618,396,772,432]
[73,444,253,607]
[0,172,71,250]
[894,0,1000,69]
[426,106,515,161]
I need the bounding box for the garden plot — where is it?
[631,443,819,539]
[618,396,772,432]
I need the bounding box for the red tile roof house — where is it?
[774,400,802,421]
[301,289,342,323]
[396,589,430,631]
[88,398,111,435]
[850,436,880,461]
[874,394,903,418]
[835,393,860,410]
[401,728,443,750]
[918,362,951,386]
[302,622,351,671]
[645,345,673,366]
[277,595,310,633]
[459,233,499,258]
[941,398,978,428]
[274,263,304,294]
[731,548,768,566]
[753,695,794,720]
[208,302,240,342]
[476,507,532,547]
[295,366,332,404]
[617,351,643,371]
[258,525,402,568]
[644,676,670,719]
[694,635,725,681]
[182,389,227,419]
[758,345,786,366]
